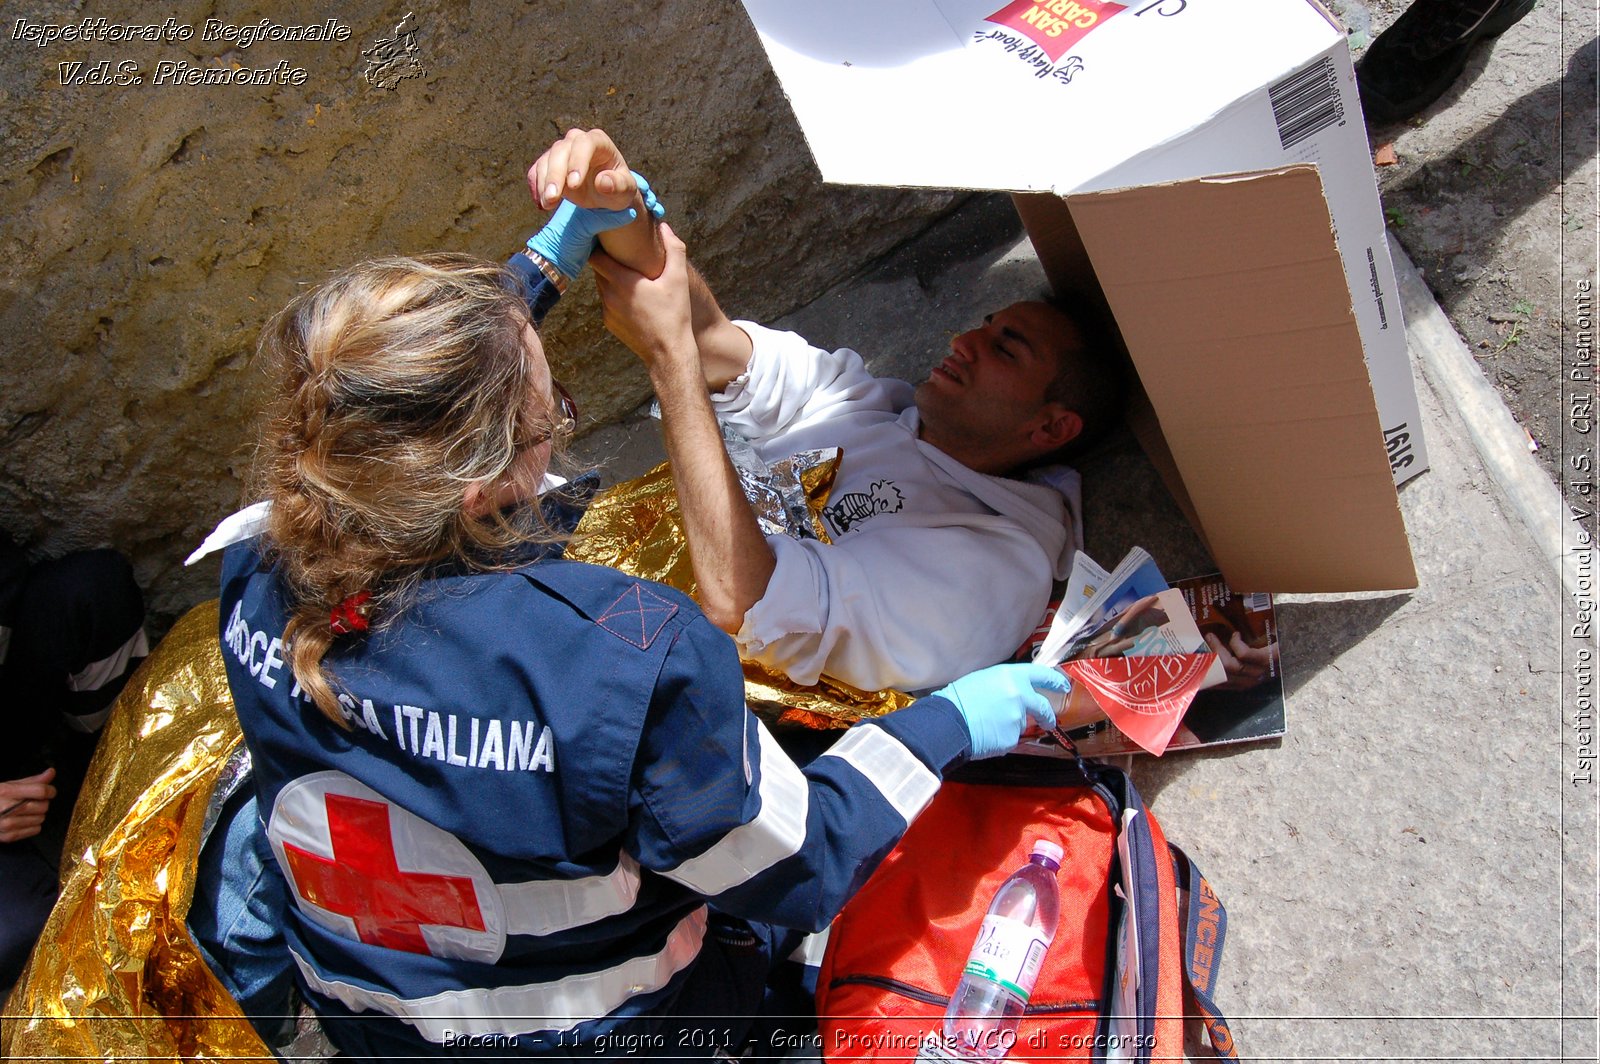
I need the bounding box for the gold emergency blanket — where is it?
[568,457,914,728]
[1,601,272,1061]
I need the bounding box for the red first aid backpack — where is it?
[816,756,1238,1063]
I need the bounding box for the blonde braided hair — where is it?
[252,253,569,725]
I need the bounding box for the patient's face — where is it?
[914,301,1080,463]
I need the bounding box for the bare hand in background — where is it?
[0,767,55,843]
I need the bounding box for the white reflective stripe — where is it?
[741,709,752,786]
[790,927,830,966]
[290,906,708,1042]
[663,719,808,896]
[819,724,938,826]
[186,500,273,565]
[499,853,642,937]
[62,702,114,734]
[0,625,12,667]
[188,482,570,567]
[66,629,148,694]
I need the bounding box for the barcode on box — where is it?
[1244,592,1271,612]
[1269,56,1344,150]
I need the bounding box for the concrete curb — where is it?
[1388,231,1581,600]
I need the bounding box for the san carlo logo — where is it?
[983,0,1127,63]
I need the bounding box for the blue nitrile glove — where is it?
[935,663,1070,760]
[526,200,638,280]
[631,170,666,221]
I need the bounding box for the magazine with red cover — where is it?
[1016,570,1286,758]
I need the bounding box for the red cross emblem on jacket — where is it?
[268,771,508,962]
[282,793,486,954]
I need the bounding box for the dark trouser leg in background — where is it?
[0,547,146,992]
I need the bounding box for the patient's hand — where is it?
[530,128,638,213]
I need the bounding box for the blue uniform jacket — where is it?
[219,537,972,1051]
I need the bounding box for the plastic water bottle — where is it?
[942,840,1064,1061]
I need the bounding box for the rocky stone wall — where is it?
[0,0,962,627]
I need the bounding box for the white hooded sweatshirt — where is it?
[714,322,1079,692]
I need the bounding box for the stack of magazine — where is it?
[1012,547,1286,758]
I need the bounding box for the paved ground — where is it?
[1348,0,1597,513]
[572,8,1599,1056]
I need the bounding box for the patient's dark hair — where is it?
[1035,290,1129,464]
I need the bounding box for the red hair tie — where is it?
[331,591,372,635]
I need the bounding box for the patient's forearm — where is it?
[689,265,754,391]
[650,349,775,633]
[596,200,666,280]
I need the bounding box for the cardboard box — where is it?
[740,0,1421,592]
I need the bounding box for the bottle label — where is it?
[961,915,1049,999]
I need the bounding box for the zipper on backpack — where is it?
[829,975,1100,1016]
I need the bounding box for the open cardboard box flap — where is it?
[739,0,1344,194]
[1024,168,1416,592]
[741,0,1420,592]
